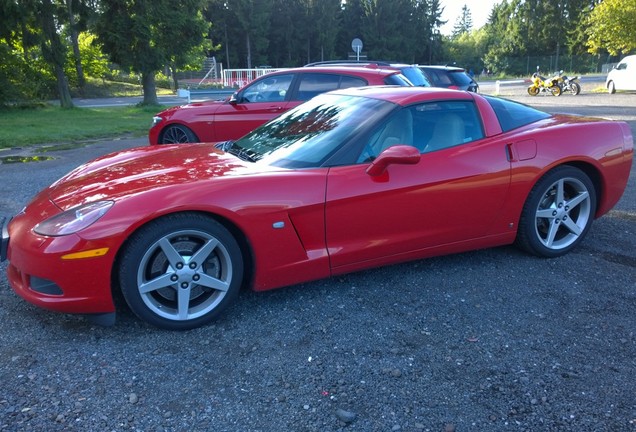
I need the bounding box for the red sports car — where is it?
[2,87,633,330]
[148,65,412,145]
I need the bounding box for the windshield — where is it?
[232,93,396,168]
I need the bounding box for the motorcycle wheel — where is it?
[527,86,539,96]
[550,85,562,96]
[569,82,581,95]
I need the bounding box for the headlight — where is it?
[34,201,114,236]
[151,116,163,127]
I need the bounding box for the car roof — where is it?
[327,85,475,106]
[266,65,405,77]
[419,65,466,72]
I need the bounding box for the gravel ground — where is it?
[0,89,635,431]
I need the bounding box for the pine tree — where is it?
[452,4,473,38]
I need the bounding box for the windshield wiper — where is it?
[226,142,257,163]
[214,140,234,151]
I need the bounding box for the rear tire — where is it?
[569,82,581,95]
[550,85,562,96]
[516,166,596,258]
[159,124,198,144]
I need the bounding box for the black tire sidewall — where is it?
[160,125,197,144]
[517,166,596,258]
[118,213,243,330]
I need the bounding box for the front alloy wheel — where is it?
[516,166,596,258]
[119,213,243,330]
[160,124,198,144]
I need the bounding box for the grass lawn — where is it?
[0,105,164,149]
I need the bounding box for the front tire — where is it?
[159,124,198,144]
[516,166,596,258]
[527,86,539,96]
[607,81,616,94]
[118,213,243,330]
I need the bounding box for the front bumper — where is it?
[5,211,116,315]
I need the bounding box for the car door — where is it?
[212,73,295,141]
[619,58,636,90]
[324,101,512,270]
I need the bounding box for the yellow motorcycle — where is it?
[527,71,562,96]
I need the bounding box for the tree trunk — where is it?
[54,63,74,108]
[246,33,252,68]
[66,0,86,91]
[170,64,179,91]
[141,72,158,105]
[40,0,74,108]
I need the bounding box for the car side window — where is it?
[356,101,486,163]
[412,101,485,153]
[296,73,366,101]
[617,62,628,70]
[242,74,294,103]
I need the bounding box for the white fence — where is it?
[221,68,289,88]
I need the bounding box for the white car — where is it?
[606,55,636,93]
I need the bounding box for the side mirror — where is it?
[366,145,420,177]
[229,92,240,104]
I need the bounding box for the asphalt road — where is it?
[0,89,634,431]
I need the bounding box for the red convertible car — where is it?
[1,87,633,330]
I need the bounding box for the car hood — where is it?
[162,99,226,117]
[47,143,259,210]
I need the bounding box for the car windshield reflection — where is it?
[232,94,395,168]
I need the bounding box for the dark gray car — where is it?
[418,65,479,92]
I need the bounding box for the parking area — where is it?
[0,91,634,431]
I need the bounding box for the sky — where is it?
[440,0,501,35]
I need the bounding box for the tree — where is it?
[231,0,272,68]
[39,0,74,107]
[95,0,209,105]
[586,0,636,56]
[452,4,473,38]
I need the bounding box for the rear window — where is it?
[448,70,474,86]
[421,68,452,86]
[399,67,431,87]
[484,96,550,132]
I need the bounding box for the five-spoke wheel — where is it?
[517,166,596,257]
[119,213,243,330]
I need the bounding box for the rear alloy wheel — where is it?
[160,124,198,144]
[550,85,562,96]
[119,213,243,330]
[516,166,596,258]
[569,82,581,95]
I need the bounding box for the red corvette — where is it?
[1,87,633,330]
